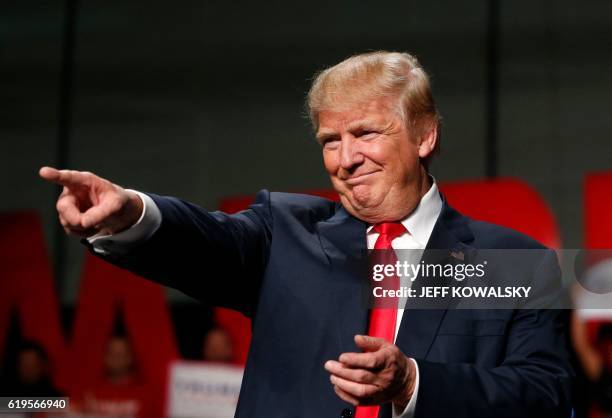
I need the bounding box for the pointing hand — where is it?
[39,166,143,237]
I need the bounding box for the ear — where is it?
[417,122,438,159]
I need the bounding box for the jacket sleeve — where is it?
[89,189,274,317]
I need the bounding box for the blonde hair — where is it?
[306,51,441,153]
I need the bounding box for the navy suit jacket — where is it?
[96,189,573,418]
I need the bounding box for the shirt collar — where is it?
[367,180,443,247]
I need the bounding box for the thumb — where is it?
[80,203,113,230]
[354,335,388,352]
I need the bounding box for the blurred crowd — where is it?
[3,282,612,418]
[0,325,235,418]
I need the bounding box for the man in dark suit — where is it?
[40,51,572,417]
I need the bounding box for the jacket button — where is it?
[341,408,353,418]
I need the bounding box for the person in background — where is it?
[571,256,612,418]
[79,335,152,418]
[1,340,63,397]
[202,327,234,363]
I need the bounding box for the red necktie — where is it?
[355,222,407,418]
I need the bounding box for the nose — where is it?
[339,137,364,170]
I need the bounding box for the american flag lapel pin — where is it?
[450,250,465,261]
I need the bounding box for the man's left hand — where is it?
[325,335,416,410]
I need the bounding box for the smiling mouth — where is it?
[344,171,379,185]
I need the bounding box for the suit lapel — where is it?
[315,197,475,358]
[317,205,370,354]
[395,199,474,360]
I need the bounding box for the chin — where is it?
[345,188,386,216]
[350,185,380,207]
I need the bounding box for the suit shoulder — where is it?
[466,218,548,250]
[267,191,338,221]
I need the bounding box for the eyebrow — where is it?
[346,119,383,132]
[315,130,338,144]
[315,118,392,144]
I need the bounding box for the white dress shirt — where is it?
[88,190,162,255]
[89,182,443,417]
[366,181,442,417]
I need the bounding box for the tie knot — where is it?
[373,222,407,241]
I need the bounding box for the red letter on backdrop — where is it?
[439,178,560,249]
[585,172,612,249]
[0,212,66,381]
[0,212,177,417]
[67,255,177,416]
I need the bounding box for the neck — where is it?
[384,168,433,221]
[391,170,432,221]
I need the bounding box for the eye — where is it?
[362,132,378,141]
[356,129,379,139]
[323,138,340,149]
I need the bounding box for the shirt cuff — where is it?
[87,190,162,255]
[392,358,420,418]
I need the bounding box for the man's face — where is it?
[104,337,134,379]
[316,97,428,223]
[18,350,46,385]
[202,329,234,363]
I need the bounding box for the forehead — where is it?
[316,97,400,134]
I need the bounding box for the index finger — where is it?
[39,166,91,189]
[338,351,384,370]
[354,335,388,352]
